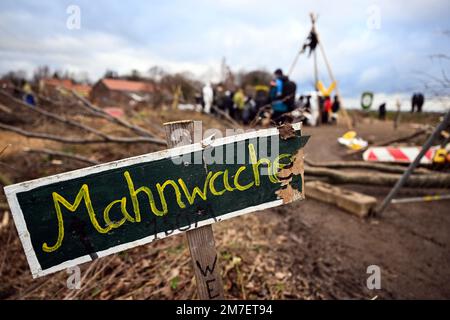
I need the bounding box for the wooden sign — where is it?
[4,123,309,278]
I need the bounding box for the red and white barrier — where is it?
[363,146,438,164]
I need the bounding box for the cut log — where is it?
[305,166,450,188]
[377,128,430,146]
[304,159,431,174]
[306,181,376,217]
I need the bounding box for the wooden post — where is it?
[310,13,322,126]
[306,12,352,130]
[375,109,450,216]
[316,32,353,130]
[172,85,181,110]
[163,120,225,300]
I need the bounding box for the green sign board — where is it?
[361,91,374,110]
[4,123,309,278]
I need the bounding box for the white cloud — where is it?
[0,0,448,99]
[359,66,383,85]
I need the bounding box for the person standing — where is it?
[22,81,36,106]
[202,82,214,114]
[394,98,401,129]
[379,102,386,120]
[223,90,234,118]
[271,69,297,123]
[331,95,340,124]
[194,92,203,112]
[322,96,332,124]
[233,88,245,121]
[304,95,312,113]
[416,93,425,113]
[411,93,417,113]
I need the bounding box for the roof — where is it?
[41,78,73,88]
[100,79,154,93]
[72,84,91,96]
[41,78,91,96]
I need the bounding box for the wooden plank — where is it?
[305,181,376,217]
[4,123,309,278]
[164,120,224,300]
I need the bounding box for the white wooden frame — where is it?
[4,123,301,278]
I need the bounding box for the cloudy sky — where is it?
[0,0,449,102]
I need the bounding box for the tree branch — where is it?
[211,106,242,128]
[304,159,432,174]
[71,90,157,138]
[0,90,110,139]
[0,89,167,146]
[0,123,166,145]
[24,147,100,165]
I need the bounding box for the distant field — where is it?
[348,110,444,125]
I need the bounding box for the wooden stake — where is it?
[163,120,225,300]
[375,109,450,216]
[317,41,352,130]
[172,85,182,110]
[310,13,322,126]
[308,12,353,130]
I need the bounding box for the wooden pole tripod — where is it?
[289,12,353,129]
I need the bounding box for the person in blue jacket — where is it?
[270,69,296,123]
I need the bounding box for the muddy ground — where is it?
[271,119,450,299]
[0,111,449,300]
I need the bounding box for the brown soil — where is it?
[281,119,450,299]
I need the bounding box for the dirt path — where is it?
[260,120,450,299]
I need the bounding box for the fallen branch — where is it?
[0,103,12,114]
[250,106,270,127]
[129,110,165,135]
[4,85,93,117]
[24,148,100,165]
[377,128,431,146]
[304,158,432,174]
[0,89,166,146]
[211,106,242,128]
[71,90,157,138]
[0,144,10,157]
[0,123,166,145]
[305,166,450,188]
[0,90,110,139]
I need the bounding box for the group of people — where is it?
[197,68,343,126]
[378,92,426,120]
[308,95,340,125]
[411,92,425,113]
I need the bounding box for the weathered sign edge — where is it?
[4,122,303,278]
[4,122,301,195]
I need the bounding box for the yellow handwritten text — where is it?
[43,143,292,252]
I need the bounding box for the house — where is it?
[0,79,14,94]
[39,78,92,97]
[90,78,155,107]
